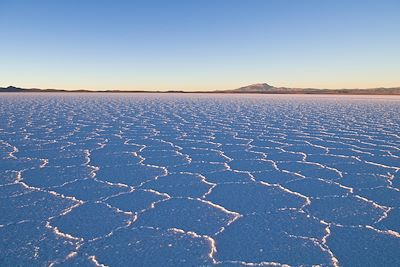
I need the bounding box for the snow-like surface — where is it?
[0,93,399,266]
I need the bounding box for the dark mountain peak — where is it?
[233,83,276,92]
[254,83,274,88]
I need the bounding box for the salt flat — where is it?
[0,93,399,266]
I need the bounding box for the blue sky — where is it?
[1,0,399,91]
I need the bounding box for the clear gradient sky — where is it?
[1,0,399,91]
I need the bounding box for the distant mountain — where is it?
[1,84,400,95]
[0,86,164,93]
[230,83,276,92]
[0,86,68,92]
[228,83,400,95]
[0,86,29,92]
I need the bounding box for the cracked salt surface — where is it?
[0,93,399,266]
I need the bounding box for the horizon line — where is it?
[2,83,400,93]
